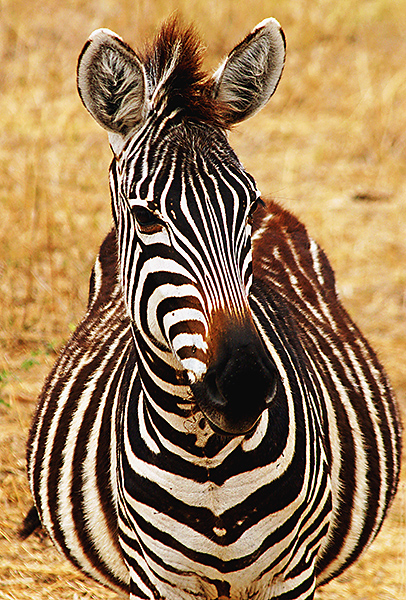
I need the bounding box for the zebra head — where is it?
[77,18,285,436]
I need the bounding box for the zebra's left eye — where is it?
[132,206,164,234]
[247,198,263,226]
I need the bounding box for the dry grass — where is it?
[1,0,406,598]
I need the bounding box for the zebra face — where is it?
[77,18,285,435]
[112,121,279,435]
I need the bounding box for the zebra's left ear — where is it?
[212,18,286,125]
[77,29,148,155]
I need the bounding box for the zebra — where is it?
[24,16,401,600]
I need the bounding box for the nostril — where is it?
[217,351,276,406]
[205,372,227,409]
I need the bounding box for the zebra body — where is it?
[27,17,401,600]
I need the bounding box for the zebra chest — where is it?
[117,384,330,599]
[119,449,271,549]
[117,431,326,599]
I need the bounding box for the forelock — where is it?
[143,16,227,127]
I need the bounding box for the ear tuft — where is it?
[77,29,148,142]
[213,18,286,124]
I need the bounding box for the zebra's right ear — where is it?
[77,29,148,155]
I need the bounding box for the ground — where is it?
[1,1,406,598]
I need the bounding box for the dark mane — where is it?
[143,16,226,127]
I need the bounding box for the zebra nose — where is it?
[191,324,278,435]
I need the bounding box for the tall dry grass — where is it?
[0,0,406,598]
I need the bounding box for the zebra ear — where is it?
[77,29,148,154]
[212,18,285,125]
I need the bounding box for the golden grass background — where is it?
[1,0,406,598]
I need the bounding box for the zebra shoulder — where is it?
[252,199,338,305]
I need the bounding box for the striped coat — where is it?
[26,16,401,600]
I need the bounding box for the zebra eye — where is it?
[132,206,163,234]
[247,198,263,226]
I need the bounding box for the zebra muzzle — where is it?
[191,321,278,436]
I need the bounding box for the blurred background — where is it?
[0,1,405,598]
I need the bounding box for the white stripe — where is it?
[81,357,130,583]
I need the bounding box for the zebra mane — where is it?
[143,16,226,126]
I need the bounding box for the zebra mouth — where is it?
[191,370,277,437]
[201,411,263,437]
